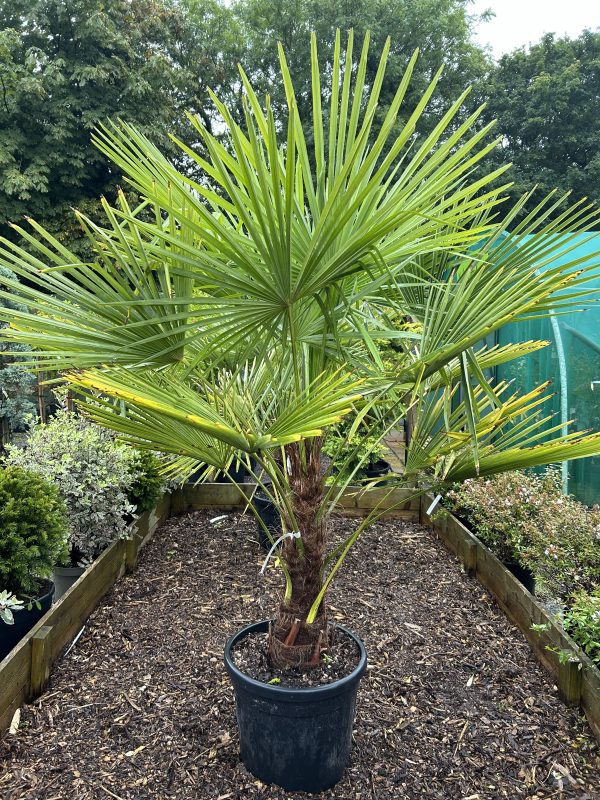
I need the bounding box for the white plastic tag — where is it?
[426,494,442,516]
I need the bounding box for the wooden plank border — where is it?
[0,493,171,734]
[420,493,600,743]
[170,483,420,521]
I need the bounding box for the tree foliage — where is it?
[483,31,600,214]
[230,0,491,133]
[0,465,68,597]
[2,31,600,668]
[0,0,241,253]
[0,0,495,253]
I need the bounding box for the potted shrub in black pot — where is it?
[5,29,600,793]
[4,404,139,599]
[0,466,68,660]
[444,469,600,599]
[323,416,392,486]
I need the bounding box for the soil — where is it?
[1,510,599,799]
[231,626,360,688]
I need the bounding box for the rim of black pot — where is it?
[32,578,55,603]
[53,564,86,574]
[11,578,55,612]
[224,619,367,701]
[252,492,272,504]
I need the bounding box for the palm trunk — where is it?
[268,439,329,670]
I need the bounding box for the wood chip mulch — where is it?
[1,510,599,799]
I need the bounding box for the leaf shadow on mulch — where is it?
[1,510,598,799]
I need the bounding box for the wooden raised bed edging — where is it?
[171,482,420,520]
[0,493,171,734]
[420,493,600,744]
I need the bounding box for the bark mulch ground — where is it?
[1,510,598,799]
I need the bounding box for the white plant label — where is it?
[426,494,442,516]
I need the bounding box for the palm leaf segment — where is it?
[0,31,600,476]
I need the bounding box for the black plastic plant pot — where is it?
[215,464,247,483]
[0,581,55,662]
[224,620,367,792]
[253,494,280,550]
[363,459,391,480]
[185,466,205,485]
[504,562,536,595]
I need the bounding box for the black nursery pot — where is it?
[215,460,254,484]
[215,467,243,484]
[224,620,367,793]
[253,494,280,550]
[363,459,391,480]
[504,561,536,595]
[0,580,55,662]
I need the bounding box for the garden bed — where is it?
[421,494,600,741]
[1,510,598,799]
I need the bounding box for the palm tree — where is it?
[1,31,600,669]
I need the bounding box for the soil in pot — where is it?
[52,565,86,600]
[231,621,360,688]
[224,620,367,792]
[0,579,54,661]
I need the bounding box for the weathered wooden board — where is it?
[421,493,600,743]
[0,633,32,734]
[174,483,420,521]
[170,482,255,513]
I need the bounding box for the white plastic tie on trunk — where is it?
[426,494,442,516]
[260,531,301,575]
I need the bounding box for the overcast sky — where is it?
[469,0,600,58]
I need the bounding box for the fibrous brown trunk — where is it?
[268,439,329,670]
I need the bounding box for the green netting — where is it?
[496,232,600,506]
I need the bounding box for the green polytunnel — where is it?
[495,232,600,506]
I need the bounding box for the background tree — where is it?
[482,31,600,215]
[0,0,240,255]
[0,0,492,256]
[229,0,491,135]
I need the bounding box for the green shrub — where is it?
[0,266,36,445]
[127,451,165,514]
[445,471,537,565]
[445,469,600,600]
[0,466,68,597]
[323,416,388,480]
[4,407,138,565]
[564,588,600,667]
